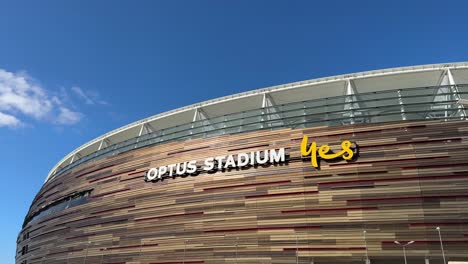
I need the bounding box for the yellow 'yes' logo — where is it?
[300,135,357,168]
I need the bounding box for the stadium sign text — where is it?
[145,148,286,182]
[144,136,358,182]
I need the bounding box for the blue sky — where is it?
[1,0,468,262]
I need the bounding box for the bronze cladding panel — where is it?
[17,120,468,264]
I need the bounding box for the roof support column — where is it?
[70,153,82,165]
[98,138,112,151]
[446,69,467,119]
[192,108,199,123]
[192,107,214,135]
[138,124,145,137]
[430,68,466,120]
[397,90,406,121]
[262,93,283,128]
[261,94,267,128]
[98,140,104,151]
[136,123,155,145]
[191,108,199,135]
[344,80,358,125]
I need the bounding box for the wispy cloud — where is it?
[0,69,83,127]
[71,86,108,105]
[71,86,93,104]
[56,106,83,125]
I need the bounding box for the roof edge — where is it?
[45,62,468,182]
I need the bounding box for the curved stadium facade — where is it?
[16,63,468,264]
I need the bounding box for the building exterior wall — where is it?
[17,119,468,264]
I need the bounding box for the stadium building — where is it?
[16,63,468,264]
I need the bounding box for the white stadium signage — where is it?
[144,148,286,182]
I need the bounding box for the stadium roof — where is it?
[45,62,468,182]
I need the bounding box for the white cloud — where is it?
[0,69,84,127]
[0,70,52,119]
[56,107,83,125]
[0,112,21,127]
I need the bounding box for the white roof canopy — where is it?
[45,62,468,182]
